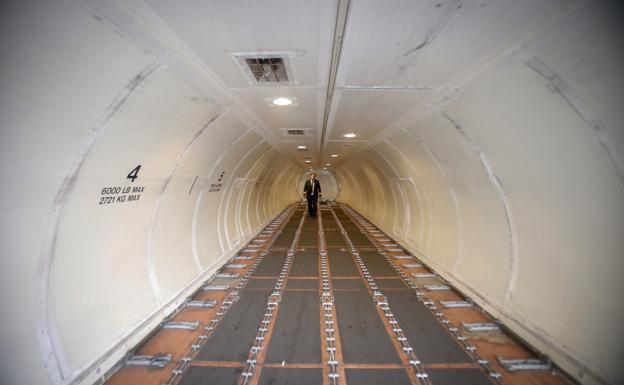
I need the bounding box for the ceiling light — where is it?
[325,163,331,166]
[272,97,293,106]
[304,160,311,163]
[343,132,356,138]
[323,167,328,170]
[297,145,307,150]
[331,154,339,157]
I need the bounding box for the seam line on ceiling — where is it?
[319,0,351,165]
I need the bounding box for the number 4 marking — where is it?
[127,165,141,182]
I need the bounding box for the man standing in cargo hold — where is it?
[303,173,321,218]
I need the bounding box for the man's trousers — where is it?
[307,196,318,217]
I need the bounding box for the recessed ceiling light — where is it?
[297,145,307,150]
[272,97,293,106]
[343,132,356,138]
[325,163,331,166]
[323,167,328,170]
[331,154,339,157]
[304,160,311,163]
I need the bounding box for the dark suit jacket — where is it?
[303,179,321,199]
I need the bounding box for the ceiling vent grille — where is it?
[233,52,296,85]
[245,58,288,83]
[286,129,305,136]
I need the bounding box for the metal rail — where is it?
[329,205,430,385]
[239,209,306,384]
[318,208,345,385]
[162,205,297,385]
[340,204,504,383]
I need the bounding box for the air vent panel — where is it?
[280,128,313,137]
[245,58,288,83]
[233,51,296,85]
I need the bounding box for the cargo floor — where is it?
[105,203,574,385]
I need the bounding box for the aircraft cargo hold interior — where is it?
[0,1,623,385]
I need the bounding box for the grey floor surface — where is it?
[180,207,492,385]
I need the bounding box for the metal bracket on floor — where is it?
[226,263,247,269]
[124,353,172,368]
[462,322,500,332]
[402,263,422,268]
[203,284,229,291]
[185,300,217,308]
[216,272,240,278]
[412,272,436,278]
[424,284,450,291]
[497,357,552,371]
[163,321,200,330]
[440,300,473,308]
